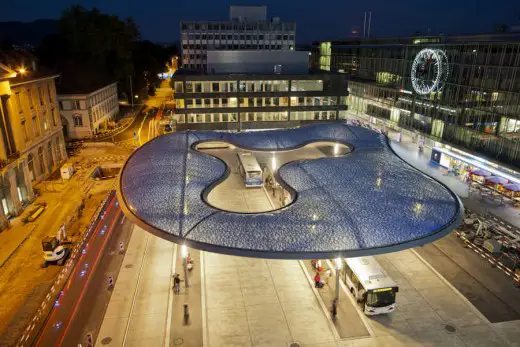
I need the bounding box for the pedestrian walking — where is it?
[119,241,125,254]
[314,272,322,288]
[173,273,181,295]
[331,299,338,320]
[108,275,114,288]
[86,333,93,347]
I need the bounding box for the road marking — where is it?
[200,251,208,347]
[164,243,177,347]
[120,215,125,224]
[122,232,151,346]
[137,110,152,146]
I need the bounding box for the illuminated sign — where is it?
[373,287,393,293]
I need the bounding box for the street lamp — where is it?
[134,94,139,99]
[181,244,189,288]
[334,257,342,301]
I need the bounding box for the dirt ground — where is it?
[0,144,132,346]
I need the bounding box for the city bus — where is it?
[237,152,263,188]
[341,256,398,315]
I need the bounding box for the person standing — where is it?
[173,274,181,295]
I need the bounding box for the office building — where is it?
[57,82,119,139]
[171,69,349,131]
[180,5,296,71]
[311,32,520,167]
[0,56,67,228]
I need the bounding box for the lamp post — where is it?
[181,244,189,288]
[335,257,342,301]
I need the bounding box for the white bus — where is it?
[237,152,263,188]
[341,256,398,315]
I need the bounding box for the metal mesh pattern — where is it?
[120,123,462,257]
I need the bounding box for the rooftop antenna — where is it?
[363,12,367,38]
[367,11,372,38]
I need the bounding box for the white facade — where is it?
[58,83,118,139]
[181,6,296,72]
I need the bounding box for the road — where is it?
[114,80,173,145]
[34,194,133,347]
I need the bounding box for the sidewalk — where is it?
[346,111,520,228]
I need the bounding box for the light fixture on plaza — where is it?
[271,154,277,171]
[334,257,342,301]
[18,67,26,75]
[134,94,139,99]
[181,244,187,258]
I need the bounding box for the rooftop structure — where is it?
[180,5,296,71]
[118,123,463,259]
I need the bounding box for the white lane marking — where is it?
[120,215,126,224]
[164,243,177,347]
[138,110,152,146]
[201,251,208,347]
[122,233,151,346]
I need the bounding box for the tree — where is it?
[37,6,139,101]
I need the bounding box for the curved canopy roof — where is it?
[118,123,463,259]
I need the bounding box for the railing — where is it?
[17,190,116,347]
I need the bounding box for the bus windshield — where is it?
[366,289,395,308]
[248,171,262,178]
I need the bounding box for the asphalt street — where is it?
[34,194,132,347]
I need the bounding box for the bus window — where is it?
[366,288,396,308]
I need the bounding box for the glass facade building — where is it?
[171,72,349,130]
[311,33,520,167]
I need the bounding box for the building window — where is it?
[48,142,54,168]
[32,116,40,137]
[47,84,54,102]
[73,115,83,127]
[55,138,61,163]
[73,100,81,110]
[52,108,58,126]
[43,111,48,130]
[27,89,34,108]
[27,154,35,180]
[38,87,44,105]
[37,147,45,175]
[14,92,23,113]
[21,120,28,142]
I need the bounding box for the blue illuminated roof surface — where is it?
[118,123,463,259]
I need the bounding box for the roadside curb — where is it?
[0,226,36,269]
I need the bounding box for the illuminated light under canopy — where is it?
[118,123,462,259]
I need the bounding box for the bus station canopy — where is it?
[118,123,463,259]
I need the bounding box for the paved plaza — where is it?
[95,116,520,346]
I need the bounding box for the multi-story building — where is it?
[311,32,520,167]
[171,70,349,131]
[0,59,67,229]
[57,82,119,139]
[180,5,296,71]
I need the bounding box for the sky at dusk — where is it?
[2,0,519,43]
